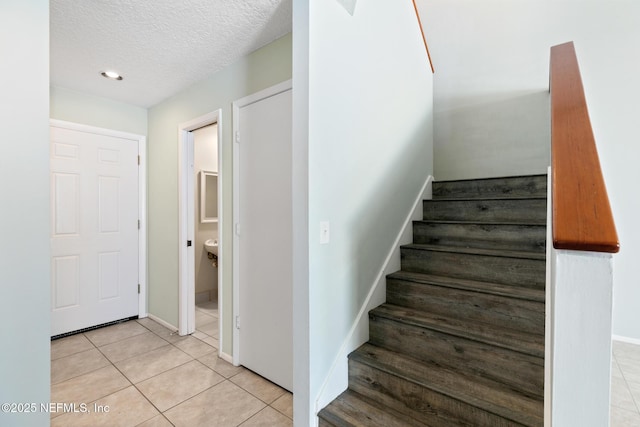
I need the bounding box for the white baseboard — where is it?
[612,335,640,346]
[147,313,178,332]
[314,175,433,413]
[219,350,234,364]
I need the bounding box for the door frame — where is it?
[231,80,292,365]
[177,110,223,345]
[49,119,148,318]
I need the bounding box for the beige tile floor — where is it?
[50,301,292,427]
[611,340,640,426]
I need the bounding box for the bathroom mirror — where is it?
[200,170,218,223]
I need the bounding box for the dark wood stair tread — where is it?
[415,219,546,226]
[428,196,547,202]
[319,389,430,427]
[370,303,544,358]
[401,243,546,261]
[351,343,544,426]
[387,270,545,303]
[434,174,547,183]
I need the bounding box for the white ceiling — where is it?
[50,0,292,108]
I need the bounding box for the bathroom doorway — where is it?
[192,124,220,345]
[178,111,222,350]
[193,124,218,303]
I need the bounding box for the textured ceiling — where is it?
[50,0,292,107]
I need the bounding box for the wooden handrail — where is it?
[412,0,434,73]
[550,41,619,253]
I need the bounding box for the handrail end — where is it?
[552,238,620,254]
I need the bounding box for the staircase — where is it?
[318,175,547,426]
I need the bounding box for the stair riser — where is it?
[318,420,335,427]
[413,222,546,252]
[386,278,545,335]
[401,247,545,289]
[432,175,547,199]
[349,360,523,427]
[423,199,546,223]
[369,315,544,399]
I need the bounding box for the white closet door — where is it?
[50,125,139,336]
[237,86,293,391]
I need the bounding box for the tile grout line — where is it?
[615,353,640,416]
[113,322,218,425]
[156,378,229,416]
[226,370,288,407]
[118,321,229,420]
[612,341,640,423]
[53,342,145,425]
[92,331,172,370]
[51,335,107,386]
[86,332,160,423]
[147,358,229,414]
[116,323,287,418]
[80,323,181,423]
[270,394,294,420]
[235,405,270,427]
[92,323,196,426]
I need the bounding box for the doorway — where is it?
[193,124,218,305]
[178,111,222,352]
[193,124,220,345]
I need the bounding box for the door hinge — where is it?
[138,284,140,294]
[138,219,140,230]
[235,315,240,329]
[235,131,240,144]
[235,223,240,236]
[138,155,140,165]
[187,240,192,247]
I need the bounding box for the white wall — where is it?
[193,124,218,297]
[0,1,51,426]
[549,249,613,426]
[418,0,640,341]
[294,0,434,424]
[292,1,311,424]
[51,85,148,136]
[416,0,556,180]
[147,34,291,355]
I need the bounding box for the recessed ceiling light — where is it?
[101,70,123,80]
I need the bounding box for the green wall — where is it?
[51,85,148,136]
[147,33,292,356]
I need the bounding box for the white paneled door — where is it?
[234,82,293,391]
[50,125,139,336]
